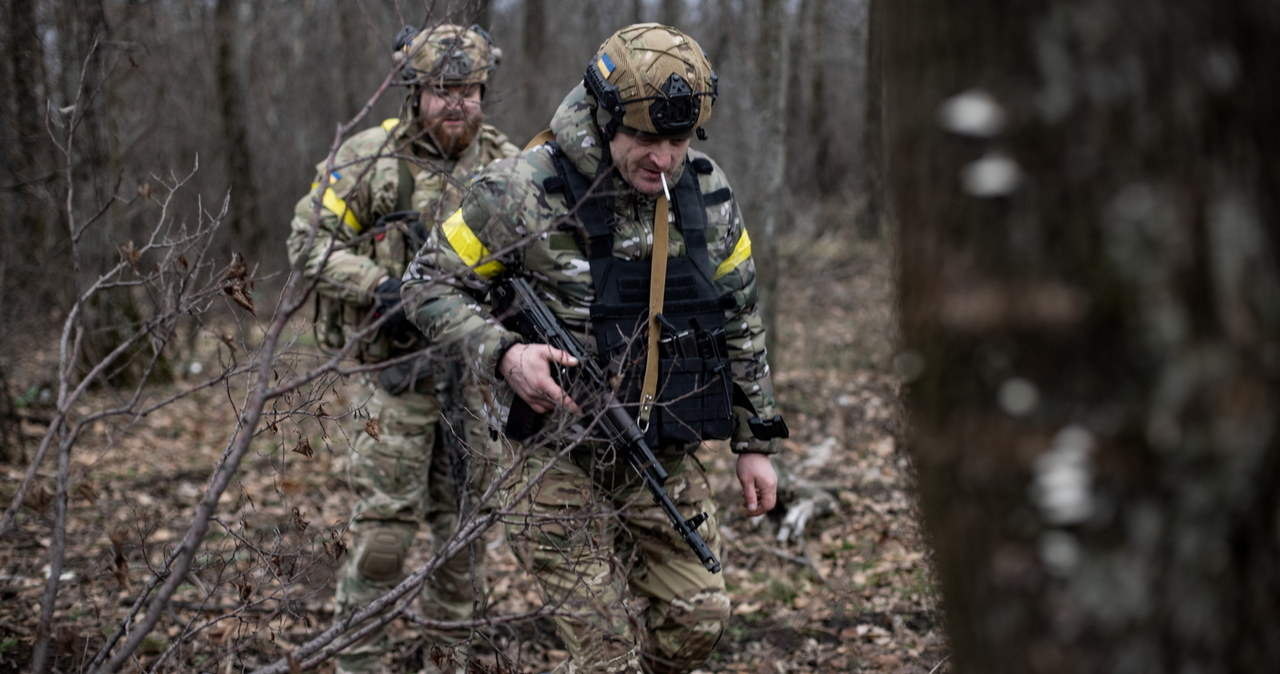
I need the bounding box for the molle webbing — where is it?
[544,146,716,284]
[543,145,733,444]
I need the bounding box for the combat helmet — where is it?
[393,23,499,94]
[584,23,718,141]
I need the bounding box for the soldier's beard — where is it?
[423,108,483,158]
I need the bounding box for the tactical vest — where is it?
[545,144,734,446]
[316,120,495,364]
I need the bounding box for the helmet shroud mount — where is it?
[583,23,718,141]
[393,23,498,95]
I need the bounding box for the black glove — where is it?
[372,277,417,345]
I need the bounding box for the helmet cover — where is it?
[396,23,497,89]
[585,23,717,138]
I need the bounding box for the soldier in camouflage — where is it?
[285,23,519,674]
[402,24,785,673]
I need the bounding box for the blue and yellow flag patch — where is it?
[596,53,616,79]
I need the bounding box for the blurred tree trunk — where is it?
[1,0,52,328]
[751,0,790,350]
[520,0,546,140]
[886,1,1280,672]
[336,0,365,119]
[472,0,493,28]
[855,0,885,239]
[801,0,831,194]
[659,0,683,26]
[57,0,111,282]
[582,1,605,45]
[215,0,259,246]
[57,0,174,388]
[59,0,112,216]
[0,366,18,462]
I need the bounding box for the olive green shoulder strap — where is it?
[396,155,415,212]
[379,118,418,212]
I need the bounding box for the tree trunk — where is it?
[519,0,546,141]
[855,0,885,240]
[60,0,112,217]
[215,0,260,246]
[472,0,493,28]
[1,0,52,328]
[336,0,364,120]
[751,0,791,352]
[57,0,111,285]
[886,1,1280,672]
[800,0,831,195]
[659,0,683,27]
[56,0,174,389]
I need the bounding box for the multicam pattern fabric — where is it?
[287,114,517,672]
[332,382,494,671]
[402,83,779,454]
[400,23,496,89]
[402,82,782,672]
[288,116,516,315]
[504,445,730,673]
[588,22,717,136]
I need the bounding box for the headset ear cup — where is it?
[392,25,419,86]
[393,25,418,53]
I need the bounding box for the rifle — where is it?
[490,276,722,574]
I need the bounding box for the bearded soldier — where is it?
[401,23,787,673]
[286,23,518,674]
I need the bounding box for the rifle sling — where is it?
[523,128,555,150]
[638,191,670,430]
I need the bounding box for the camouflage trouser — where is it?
[334,379,494,672]
[502,444,730,674]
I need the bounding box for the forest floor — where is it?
[0,221,950,673]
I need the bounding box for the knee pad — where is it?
[356,529,407,582]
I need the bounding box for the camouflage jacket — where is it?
[403,84,780,454]
[287,116,518,362]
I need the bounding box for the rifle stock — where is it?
[492,277,722,573]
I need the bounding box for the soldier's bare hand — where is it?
[736,453,777,517]
[500,343,581,414]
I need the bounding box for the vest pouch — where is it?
[645,352,733,445]
[556,148,735,447]
[313,292,389,360]
[313,293,347,351]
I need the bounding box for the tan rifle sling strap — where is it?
[637,184,670,430]
[524,128,555,150]
[526,128,669,431]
